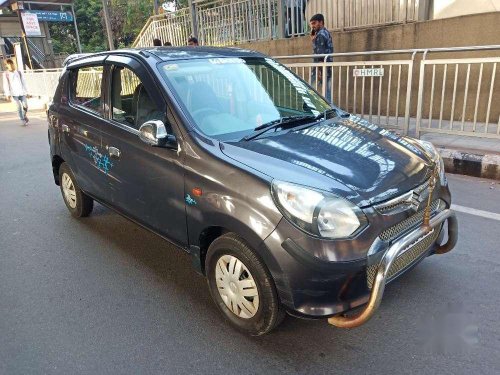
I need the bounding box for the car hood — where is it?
[221,115,433,206]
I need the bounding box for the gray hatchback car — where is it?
[48,47,457,335]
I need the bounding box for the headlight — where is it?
[271,181,367,239]
[417,140,446,185]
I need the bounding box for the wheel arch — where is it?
[192,214,285,280]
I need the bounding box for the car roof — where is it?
[139,46,267,61]
[64,47,267,66]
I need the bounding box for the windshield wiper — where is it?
[241,115,317,141]
[315,107,350,121]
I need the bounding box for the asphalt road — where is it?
[1,113,500,375]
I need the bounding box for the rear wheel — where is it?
[59,162,93,218]
[206,233,285,335]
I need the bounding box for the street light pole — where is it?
[101,0,115,50]
[71,4,82,53]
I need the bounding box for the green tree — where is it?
[48,0,157,54]
[109,0,155,48]
[48,0,106,54]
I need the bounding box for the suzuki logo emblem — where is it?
[406,189,428,211]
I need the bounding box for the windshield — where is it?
[159,57,331,141]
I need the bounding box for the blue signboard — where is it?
[24,10,74,23]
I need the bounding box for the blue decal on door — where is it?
[185,194,197,205]
[84,144,114,174]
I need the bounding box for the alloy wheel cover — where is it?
[215,254,260,319]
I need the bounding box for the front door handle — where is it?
[107,146,121,159]
[62,124,70,133]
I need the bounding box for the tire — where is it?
[58,162,94,218]
[206,233,285,336]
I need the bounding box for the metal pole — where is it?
[403,51,417,135]
[101,0,115,50]
[277,0,285,39]
[415,50,429,139]
[71,5,82,53]
[229,0,235,44]
[267,0,272,39]
[153,0,159,15]
[188,0,198,39]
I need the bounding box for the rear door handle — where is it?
[62,124,70,133]
[107,146,121,159]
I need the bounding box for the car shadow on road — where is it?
[72,203,467,372]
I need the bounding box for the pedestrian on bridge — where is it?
[3,59,29,126]
[188,37,199,46]
[309,13,333,103]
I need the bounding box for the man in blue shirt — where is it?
[310,13,333,103]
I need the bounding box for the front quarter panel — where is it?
[184,133,283,255]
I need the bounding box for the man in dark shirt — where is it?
[310,13,333,103]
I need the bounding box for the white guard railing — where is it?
[307,0,420,32]
[133,8,193,47]
[6,46,500,140]
[133,0,424,47]
[415,56,500,139]
[275,46,500,139]
[18,69,63,99]
[195,0,278,46]
[275,50,416,134]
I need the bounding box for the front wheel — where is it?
[206,233,285,336]
[59,162,94,218]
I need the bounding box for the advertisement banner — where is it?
[21,12,42,37]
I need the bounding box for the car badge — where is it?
[405,189,427,212]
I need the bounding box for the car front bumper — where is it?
[259,193,458,325]
[328,208,457,328]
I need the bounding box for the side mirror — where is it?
[138,120,176,148]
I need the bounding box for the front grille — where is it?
[378,200,442,242]
[367,228,440,289]
[375,179,432,215]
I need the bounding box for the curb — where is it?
[438,148,500,180]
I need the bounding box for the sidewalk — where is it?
[421,133,500,180]
[401,115,500,180]
[0,98,47,114]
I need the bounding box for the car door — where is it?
[58,57,110,200]
[100,55,188,247]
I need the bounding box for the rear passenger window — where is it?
[110,66,165,130]
[70,66,103,114]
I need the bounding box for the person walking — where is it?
[3,59,29,126]
[309,13,333,103]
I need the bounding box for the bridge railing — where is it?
[132,0,425,47]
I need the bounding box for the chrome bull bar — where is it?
[328,208,458,328]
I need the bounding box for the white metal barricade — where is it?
[196,0,278,46]
[275,50,416,134]
[8,46,500,141]
[416,56,500,139]
[133,9,193,47]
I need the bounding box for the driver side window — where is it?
[110,66,165,130]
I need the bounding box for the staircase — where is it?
[5,37,46,69]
